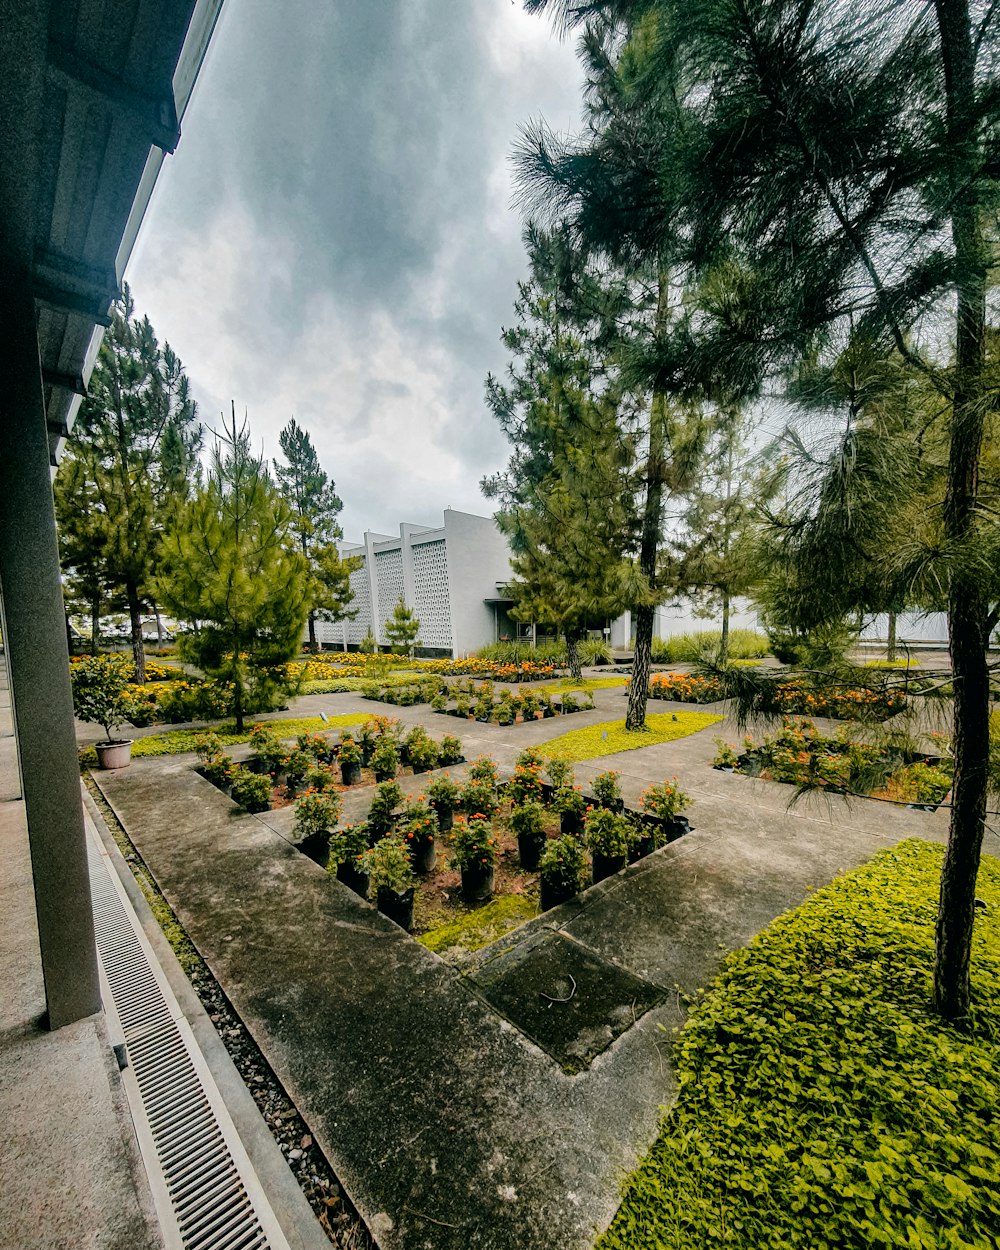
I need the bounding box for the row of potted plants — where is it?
[646,671,906,720]
[431,683,595,725]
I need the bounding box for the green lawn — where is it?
[531,676,630,695]
[80,713,375,765]
[543,711,722,762]
[598,840,1000,1250]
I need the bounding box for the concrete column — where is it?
[0,276,101,1028]
[363,533,381,646]
[399,523,417,609]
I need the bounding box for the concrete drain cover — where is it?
[470,929,666,1072]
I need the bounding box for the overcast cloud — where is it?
[126,0,583,540]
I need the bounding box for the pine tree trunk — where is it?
[934,0,988,1021]
[720,594,731,665]
[127,586,146,683]
[90,596,100,656]
[886,610,897,663]
[307,611,317,651]
[566,628,583,681]
[154,606,165,650]
[626,605,654,729]
[233,671,245,734]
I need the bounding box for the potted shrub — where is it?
[454,694,471,719]
[474,693,494,723]
[551,785,588,837]
[367,780,403,839]
[338,736,363,786]
[468,755,501,787]
[282,745,313,797]
[230,766,273,813]
[507,762,544,807]
[328,824,371,897]
[426,774,460,832]
[591,770,624,812]
[639,779,693,839]
[449,815,497,902]
[249,724,286,777]
[200,749,236,792]
[430,692,448,713]
[438,733,464,766]
[357,722,378,767]
[399,801,437,874]
[460,778,500,822]
[371,736,399,782]
[712,738,740,772]
[538,835,588,910]
[361,835,416,930]
[407,733,440,774]
[511,801,546,870]
[546,758,574,789]
[516,746,546,769]
[520,691,540,721]
[585,809,631,882]
[70,654,135,769]
[293,789,342,865]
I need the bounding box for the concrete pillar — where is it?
[0,276,101,1028]
[399,524,417,609]
[363,532,381,646]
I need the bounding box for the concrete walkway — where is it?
[92,686,948,1250]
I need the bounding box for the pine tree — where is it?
[158,408,309,731]
[273,418,355,649]
[483,226,638,682]
[56,285,201,680]
[384,597,420,657]
[525,0,1000,1019]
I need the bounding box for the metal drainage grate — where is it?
[87,827,291,1250]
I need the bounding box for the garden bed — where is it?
[647,671,906,719]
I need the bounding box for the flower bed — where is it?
[647,671,906,720]
[714,719,952,807]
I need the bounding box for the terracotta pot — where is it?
[96,739,132,770]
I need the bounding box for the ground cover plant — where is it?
[543,712,722,763]
[597,841,1000,1250]
[717,718,953,806]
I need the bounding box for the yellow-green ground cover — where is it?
[80,713,375,765]
[599,840,1000,1250]
[543,712,722,762]
[530,676,630,695]
[418,895,538,955]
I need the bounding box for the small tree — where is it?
[70,655,134,742]
[384,598,420,657]
[158,408,309,731]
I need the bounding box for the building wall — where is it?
[443,509,513,656]
[411,539,452,649]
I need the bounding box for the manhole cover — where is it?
[470,929,666,1072]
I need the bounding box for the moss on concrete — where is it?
[418,894,539,955]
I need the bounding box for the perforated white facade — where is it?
[316,509,511,656]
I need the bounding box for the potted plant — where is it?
[507,762,544,807]
[70,654,135,769]
[367,779,403,839]
[449,815,497,902]
[371,736,399,782]
[361,835,416,930]
[460,778,500,821]
[511,801,547,870]
[590,769,624,812]
[438,735,462,764]
[407,733,440,774]
[426,774,460,832]
[338,736,363,786]
[399,801,437,874]
[551,785,588,837]
[328,823,371,897]
[639,778,693,839]
[538,835,588,910]
[249,724,286,777]
[454,694,471,719]
[293,789,342,865]
[546,758,574,788]
[585,809,631,882]
[474,693,494,723]
[468,755,500,787]
[357,721,378,767]
[712,738,740,772]
[282,745,313,797]
[430,691,448,713]
[230,766,273,813]
[516,746,546,769]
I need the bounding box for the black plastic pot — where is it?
[341,761,362,786]
[336,860,370,898]
[376,886,414,931]
[297,830,331,867]
[373,768,396,783]
[517,831,546,872]
[460,861,494,902]
[592,852,627,884]
[560,811,584,837]
[409,835,436,875]
[628,834,653,863]
[599,797,625,813]
[432,805,454,833]
[540,877,577,911]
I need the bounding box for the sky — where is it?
[127,0,584,542]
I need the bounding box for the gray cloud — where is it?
[128,0,582,539]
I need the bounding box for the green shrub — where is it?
[585,808,631,858]
[371,736,399,779]
[461,779,500,820]
[649,629,771,664]
[551,784,588,818]
[475,640,566,665]
[368,780,402,835]
[507,762,545,806]
[538,834,588,893]
[337,736,362,768]
[327,823,368,869]
[546,758,574,789]
[248,724,286,775]
[70,655,134,740]
[510,800,545,840]
[516,746,547,770]
[579,638,613,666]
[230,768,272,812]
[439,733,464,765]
[449,815,497,870]
[361,835,415,896]
[426,774,460,812]
[640,779,691,820]
[597,840,1000,1250]
[468,755,500,787]
[591,770,623,807]
[293,790,341,839]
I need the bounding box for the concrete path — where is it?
[93,688,948,1250]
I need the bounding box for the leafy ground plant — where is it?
[544,712,722,762]
[598,840,1000,1250]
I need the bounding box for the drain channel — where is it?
[86,826,292,1250]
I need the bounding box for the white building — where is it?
[318,508,514,657]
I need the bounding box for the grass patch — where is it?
[543,711,722,762]
[598,839,1000,1250]
[863,657,921,668]
[650,629,771,663]
[531,676,629,695]
[418,894,538,955]
[80,713,375,766]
